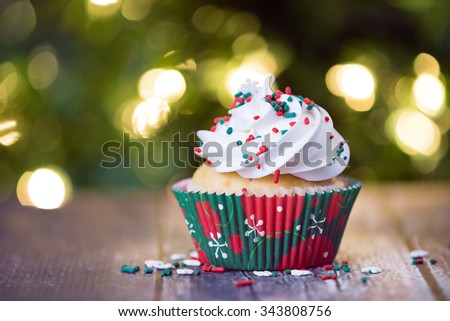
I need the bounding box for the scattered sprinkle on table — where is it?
[284,269,291,275]
[170,253,186,261]
[154,263,175,270]
[361,276,368,283]
[291,269,313,277]
[409,250,428,259]
[194,270,201,276]
[430,259,438,265]
[161,269,172,277]
[176,268,194,275]
[361,267,382,274]
[182,259,201,267]
[211,266,225,273]
[143,267,153,274]
[234,279,253,287]
[189,251,199,259]
[172,262,180,268]
[121,265,140,274]
[144,260,164,268]
[253,271,272,277]
[323,264,333,271]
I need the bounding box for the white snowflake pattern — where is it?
[238,79,260,97]
[244,214,265,243]
[208,232,228,259]
[308,211,325,239]
[185,219,196,235]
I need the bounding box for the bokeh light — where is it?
[413,73,445,117]
[392,109,441,156]
[326,63,376,111]
[27,45,59,90]
[0,61,19,103]
[414,53,440,77]
[132,98,170,138]
[86,0,121,20]
[0,119,21,146]
[0,0,36,47]
[192,5,225,33]
[138,69,186,103]
[17,168,72,210]
[121,0,152,21]
[226,64,269,96]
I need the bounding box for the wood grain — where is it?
[0,183,449,300]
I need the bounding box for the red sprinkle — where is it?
[210,125,216,132]
[235,97,244,103]
[416,258,424,264]
[211,266,225,273]
[323,264,333,271]
[273,169,280,184]
[245,97,251,102]
[248,156,253,161]
[234,279,253,287]
[321,275,331,281]
[253,115,260,120]
[329,135,334,140]
[331,274,337,280]
[275,100,282,106]
[341,260,348,265]
[285,87,292,95]
[264,95,272,100]
[256,163,261,169]
[276,111,284,116]
[194,147,201,153]
[214,117,220,123]
[289,122,296,127]
[304,97,312,105]
[223,116,230,121]
[202,265,212,272]
[304,117,310,125]
[275,90,283,98]
[324,116,330,122]
[242,188,247,193]
[272,127,279,133]
[245,134,255,142]
[206,160,212,165]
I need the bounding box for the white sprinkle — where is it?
[189,251,199,259]
[218,204,224,210]
[253,271,273,277]
[182,259,202,267]
[409,250,428,259]
[144,260,164,268]
[277,206,283,212]
[170,253,186,261]
[177,268,194,275]
[291,269,313,277]
[295,224,301,231]
[361,267,382,274]
[154,263,175,270]
[323,251,329,258]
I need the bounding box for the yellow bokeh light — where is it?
[394,110,440,156]
[86,0,121,20]
[413,73,445,117]
[138,69,186,103]
[192,5,225,33]
[0,61,18,103]
[414,53,440,77]
[0,0,36,47]
[0,120,21,146]
[27,45,58,89]
[132,98,170,138]
[121,0,151,21]
[17,168,72,210]
[226,64,269,96]
[326,63,376,111]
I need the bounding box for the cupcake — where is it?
[172,74,361,270]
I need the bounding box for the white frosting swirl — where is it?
[195,74,350,181]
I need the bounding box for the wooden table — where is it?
[0,182,449,300]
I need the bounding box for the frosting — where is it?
[195,74,350,181]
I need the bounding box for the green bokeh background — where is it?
[1,0,449,199]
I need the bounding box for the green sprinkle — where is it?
[281,101,287,107]
[242,154,248,159]
[226,127,233,135]
[121,265,140,274]
[161,269,172,277]
[172,262,180,268]
[194,270,201,276]
[287,96,293,102]
[243,92,251,98]
[196,141,202,147]
[274,105,280,111]
[297,95,304,100]
[256,135,261,139]
[307,103,315,110]
[271,101,276,107]
[244,160,249,164]
[328,271,334,276]
[334,264,340,270]
[285,112,297,118]
[265,98,271,102]
[181,262,186,267]
[236,140,242,146]
[412,259,418,265]
[342,266,351,273]
[284,269,291,275]
[361,276,367,283]
[430,259,437,265]
[343,156,348,160]
[281,129,288,135]
[219,119,225,125]
[271,271,277,277]
[143,267,153,274]
[234,91,242,97]
[283,104,290,112]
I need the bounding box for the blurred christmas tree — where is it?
[0,0,449,207]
